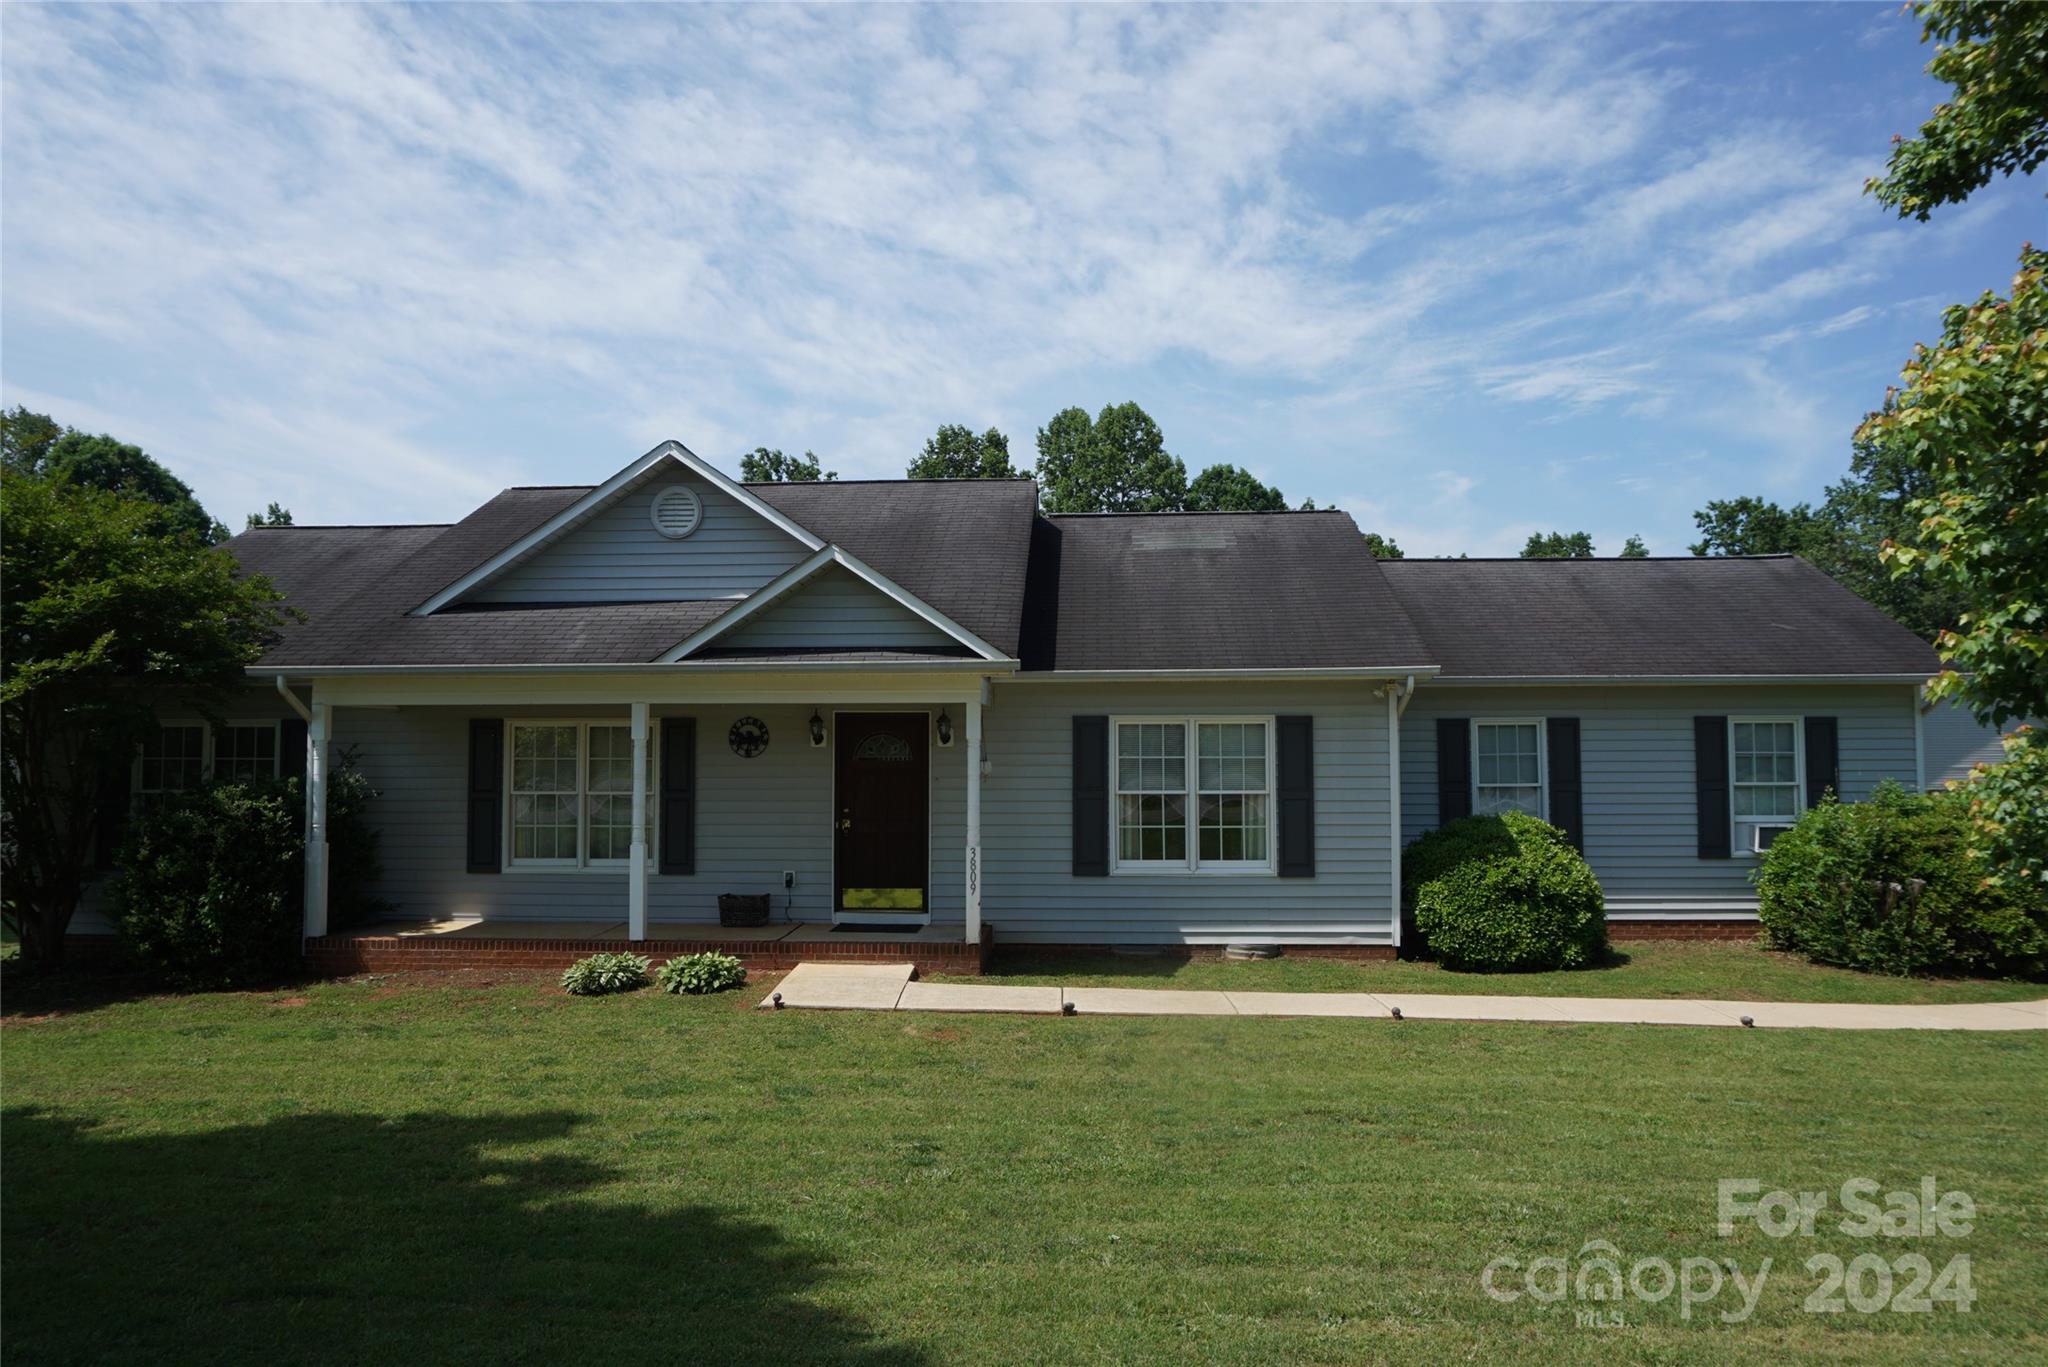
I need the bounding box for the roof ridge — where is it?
[744,477,1039,487]
[243,522,454,530]
[1386,554,1800,563]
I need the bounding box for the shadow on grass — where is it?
[1,1107,925,1366]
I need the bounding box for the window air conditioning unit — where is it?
[1752,823,1795,853]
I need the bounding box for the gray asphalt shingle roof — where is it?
[1376,555,1940,678]
[1016,510,1435,671]
[229,474,1940,679]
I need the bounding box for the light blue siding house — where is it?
[84,443,1940,959]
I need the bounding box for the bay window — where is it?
[508,721,654,868]
[1114,717,1272,872]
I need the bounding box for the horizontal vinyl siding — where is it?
[980,681,1394,945]
[1920,699,2030,789]
[1400,684,1919,916]
[332,703,968,925]
[470,473,808,604]
[724,566,957,650]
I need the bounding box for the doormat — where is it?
[831,922,926,934]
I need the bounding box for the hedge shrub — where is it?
[657,951,748,995]
[561,952,651,996]
[115,781,305,988]
[1757,782,2048,978]
[1405,811,1607,972]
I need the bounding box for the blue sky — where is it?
[2,3,2038,555]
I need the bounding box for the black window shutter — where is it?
[659,718,696,876]
[1072,716,1109,876]
[1545,717,1583,851]
[1436,718,1472,827]
[1694,716,1731,859]
[94,754,132,872]
[1276,715,1315,877]
[1804,716,1839,808]
[466,719,503,874]
[280,717,308,786]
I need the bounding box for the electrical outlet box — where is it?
[782,870,796,890]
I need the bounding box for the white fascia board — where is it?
[410,440,825,616]
[1424,674,1932,687]
[656,543,1011,664]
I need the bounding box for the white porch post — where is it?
[965,695,982,945]
[629,701,649,941]
[304,701,330,939]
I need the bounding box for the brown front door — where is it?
[834,712,929,914]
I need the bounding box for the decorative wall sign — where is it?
[852,731,913,763]
[727,716,770,758]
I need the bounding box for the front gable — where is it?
[712,564,960,653]
[468,470,810,605]
[663,545,1010,663]
[416,442,824,613]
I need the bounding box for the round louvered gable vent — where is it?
[649,484,703,539]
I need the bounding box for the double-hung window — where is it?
[508,721,654,869]
[1731,718,1801,850]
[136,724,208,806]
[1113,717,1272,872]
[1472,720,1544,817]
[135,720,283,807]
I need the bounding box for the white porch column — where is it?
[304,701,330,939]
[629,701,649,941]
[965,696,982,945]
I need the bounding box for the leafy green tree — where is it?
[1521,530,1595,558]
[2,409,225,543]
[1689,497,1825,557]
[739,448,836,482]
[245,502,293,529]
[1866,247,2047,883]
[1,469,296,966]
[1184,463,1286,512]
[1361,531,1404,560]
[2,405,62,470]
[1619,534,1650,558]
[1867,1,2048,220]
[907,425,1019,480]
[1034,402,1187,513]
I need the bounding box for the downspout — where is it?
[1912,681,1928,792]
[1385,677,1415,950]
[275,675,312,722]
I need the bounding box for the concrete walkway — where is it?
[760,963,2048,1032]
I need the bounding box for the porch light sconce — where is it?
[935,708,955,747]
[808,710,827,748]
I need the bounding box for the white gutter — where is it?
[249,659,1021,678]
[1003,665,1441,683]
[274,674,312,722]
[1429,673,1933,687]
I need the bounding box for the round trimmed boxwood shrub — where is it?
[561,952,650,996]
[1757,782,2047,979]
[1406,811,1607,972]
[657,950,747,995]
[115,780,304,989]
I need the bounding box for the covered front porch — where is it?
[287,668,999,962]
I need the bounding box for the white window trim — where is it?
[133,719,283,798]
[1729,715,1805,859]
[1109,715,1277,876]
[503,718,657,873]
[1470,717,1547,820]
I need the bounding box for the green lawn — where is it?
[3,969,2041,1364]
[947,940,2048,1004]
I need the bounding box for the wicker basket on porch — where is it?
[718,893,772,928]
